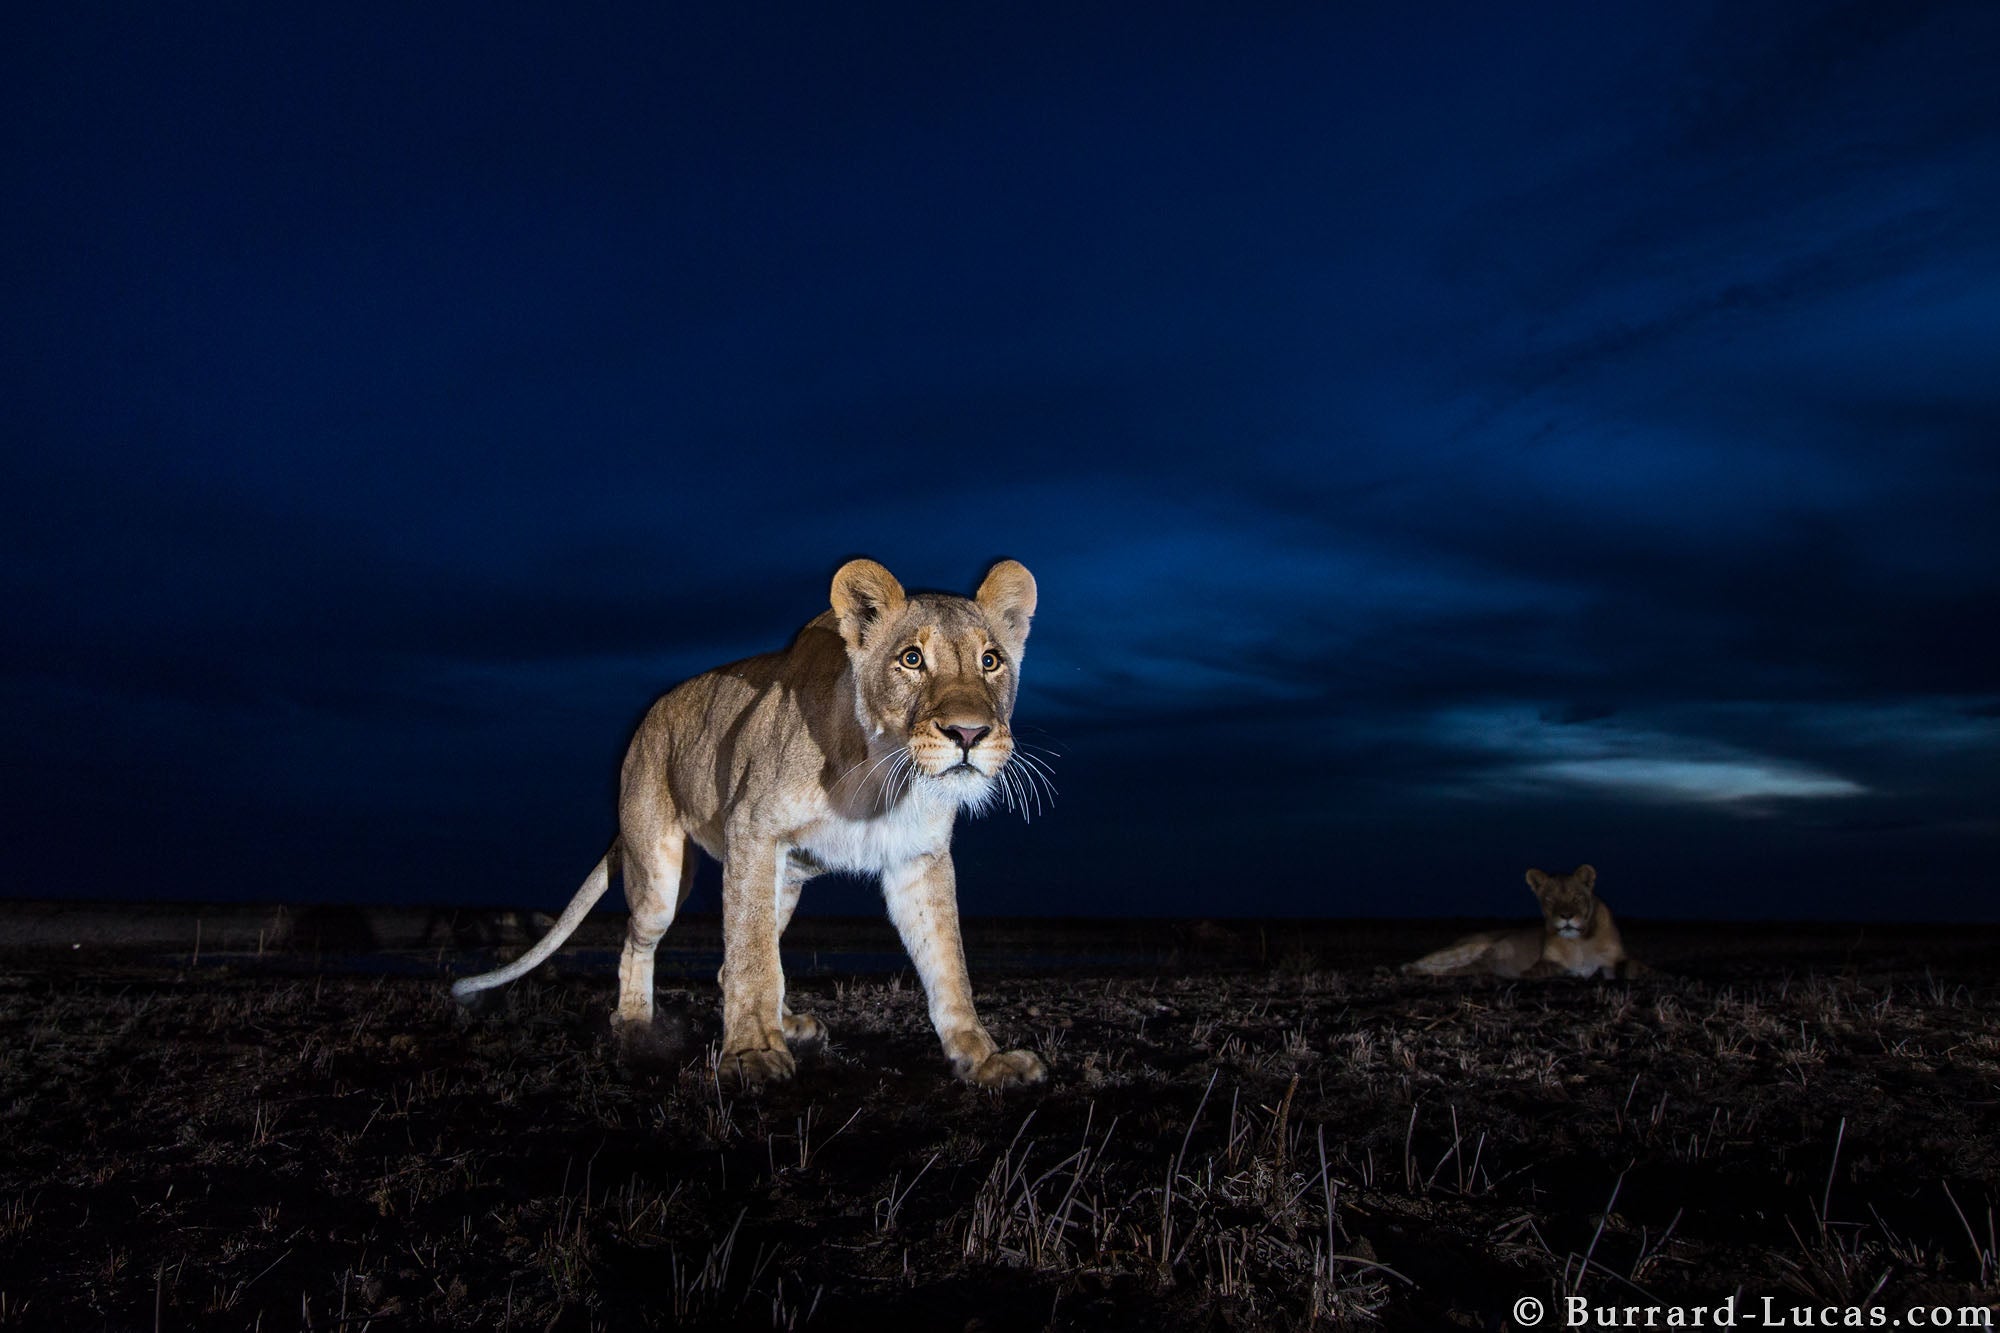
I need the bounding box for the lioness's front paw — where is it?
[782,1012,828,1054]
[717,1046,795,1094]
[959,1048,1047,1090]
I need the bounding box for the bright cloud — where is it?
[1526,758,1863,802]
[1434,704,1867,804]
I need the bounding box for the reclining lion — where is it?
[1403,864,1642,979]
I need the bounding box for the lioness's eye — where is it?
[900,648,924,669]
[981,650,1000,671]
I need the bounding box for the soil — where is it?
[1,913,1997,1330]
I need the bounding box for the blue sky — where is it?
[4,3,1996,918]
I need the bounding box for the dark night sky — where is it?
[4,4,1997,920]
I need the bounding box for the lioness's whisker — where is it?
[830,745,901,802]
[1005,767,1032,821]
[1009,756,1055,812]
[999,763,1041,821]
[844,752,908,816]
[870,748,912,806]
[1012,751,1061,795]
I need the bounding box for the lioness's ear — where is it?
[1525,868,1551,899]
[1573,864,1597,890]
[975,559,1037,650]
[830,559,906,651]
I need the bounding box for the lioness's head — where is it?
[830,558,1037,809]
[1527,864,1598,938]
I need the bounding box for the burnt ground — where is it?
[1,913,1997,1331]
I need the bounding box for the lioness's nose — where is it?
[939,722,990,752]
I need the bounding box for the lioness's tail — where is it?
[1401,939,1493,977]
[450,844,621,1002]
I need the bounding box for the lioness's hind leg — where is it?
[615,830,692,1036]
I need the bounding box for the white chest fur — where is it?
[794,789,957,875]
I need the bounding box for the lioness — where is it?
[1402,865,1641,979]
[452,558,1048,1093]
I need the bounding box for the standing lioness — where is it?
[453,559,1047,1093]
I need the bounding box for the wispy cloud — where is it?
[1431,704,1866,805]
[1526,758,1862,804]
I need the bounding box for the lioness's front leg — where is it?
[717,834,794,1093]
[883,851,1045,1089]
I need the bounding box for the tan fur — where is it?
[452,559,1047,1093]
[1402,865,1643,979]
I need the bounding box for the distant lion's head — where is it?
[1527,864,1598,939]
[829,558,1037,811]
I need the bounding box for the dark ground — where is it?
[1,909,1997,1331]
